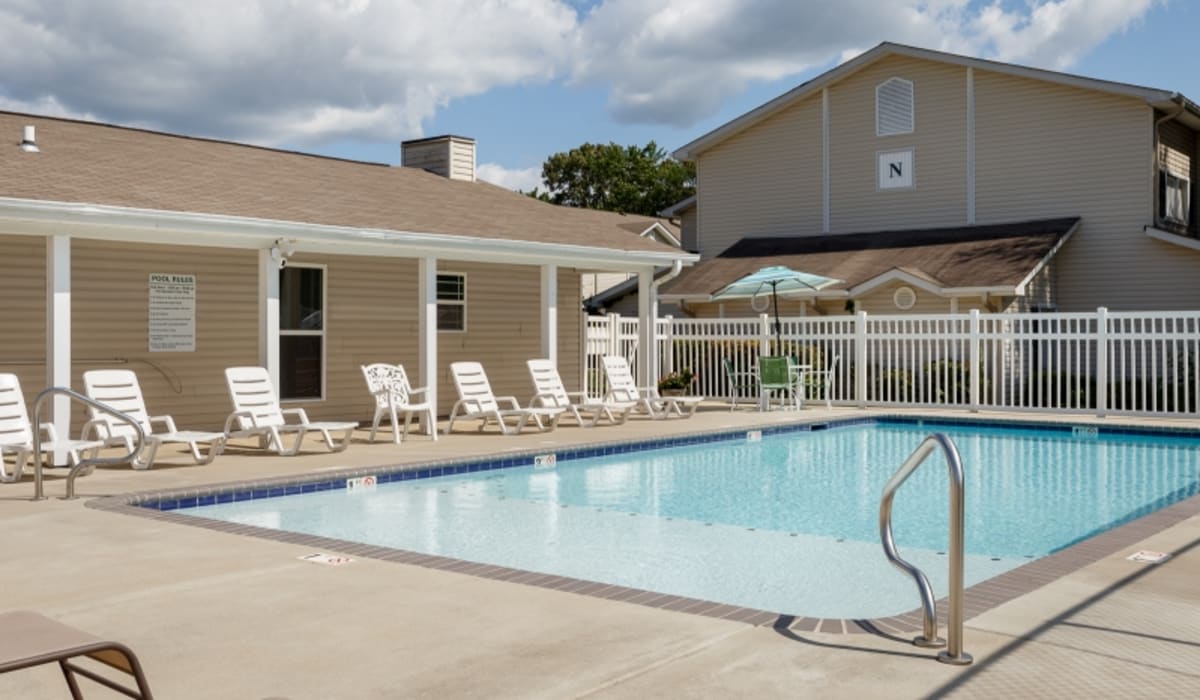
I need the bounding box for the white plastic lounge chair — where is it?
[601,356,704,419]
[447,362,563,435]
[0,610,154,699]
[527,359,635,427]
[0,373,103,483]
[361,363,437,443]
[82,369,226,469]
[222,367,357,455]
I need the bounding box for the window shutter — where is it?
[877,78,914,136]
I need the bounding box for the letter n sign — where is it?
[878,149,914,189]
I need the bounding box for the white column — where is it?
[258,249,280,391]
[418,257,438,434]
[855,310,869,408]
[46,236,71,465]
[540,264,557,364]
[636,269,657,387]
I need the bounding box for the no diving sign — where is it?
[299,553,354,566]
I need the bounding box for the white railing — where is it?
[583,308,1200,418]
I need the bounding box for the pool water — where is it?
[177,421,1200,618]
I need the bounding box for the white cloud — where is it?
[0,0,577,146]
[0,0,1159,150]
[571,0,1157,125]
[477,163,543,192]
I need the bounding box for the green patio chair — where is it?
[722,358,758,411]
[758,356,798,410]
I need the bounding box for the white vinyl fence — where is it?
[583,309,1200,418]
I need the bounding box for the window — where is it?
[1160,169,1191,227]
[279,265,324,400]
[437,273,466,331]
[876,77,914,136]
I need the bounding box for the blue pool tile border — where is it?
[86,411,1200,638]
[124,413,1200,512]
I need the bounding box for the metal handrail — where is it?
[879,432,973,665]
[32,387,146,501]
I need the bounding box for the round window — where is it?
[893,286,916,310]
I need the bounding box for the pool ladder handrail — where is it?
[879,432,973,666]
[32,386,146,501]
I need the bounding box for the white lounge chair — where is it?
[361,363,437,443]
[222,367,357,455]
[601,355,704,419]
[0,373,103,483]
[82,369,226,469]
[527,359,636,427]
[447,362,563,435]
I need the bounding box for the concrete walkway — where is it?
[2,406,1198,698]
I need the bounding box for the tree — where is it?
[527,141,695,216]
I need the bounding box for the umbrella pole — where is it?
[771,282,782,355]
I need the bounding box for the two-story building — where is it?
[661,42,1200,317]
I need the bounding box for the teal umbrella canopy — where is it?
[712,266,843,350]
[712,265,841,299]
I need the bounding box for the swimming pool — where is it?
[172,418,1200,619]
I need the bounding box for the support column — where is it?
[540,264,557,364]
[636,269,658,387]
[418,257,438,434]
[258,249,280,391]
[46,236,71,465]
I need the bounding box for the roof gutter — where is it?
[653,258,684,291]
[0,197,698,272]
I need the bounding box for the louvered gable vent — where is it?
[876,77,914,136]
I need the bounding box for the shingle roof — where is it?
[0,111,679,255]
[660,218,1080,297]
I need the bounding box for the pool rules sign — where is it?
[149,273,196,352]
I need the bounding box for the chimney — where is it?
[400,135,475,182]
[19,125,39,153]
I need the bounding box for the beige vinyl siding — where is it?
[974,70,1200,310]
[696,97,823,258]
[70,241,258,431]
[0,235,47,409]
[680,207,698,252]
[828,56,968,233]
[433,261,574,416]
[557,268,582,393]
[855,282,953,315]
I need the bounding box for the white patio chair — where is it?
[600,356,704,419]
[222,367,357,455]
[447,362,563,435]
[361,363,437,444]
[527,359,635,427]
[82,369,226,469]
[804,354,840,408]
[0,373,103,483]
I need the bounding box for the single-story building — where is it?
[660,42,1200,316]
[0,113,696,445]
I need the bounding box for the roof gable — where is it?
[674,42,1191,160]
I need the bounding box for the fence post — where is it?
[1096,307,1108,418]
[607,312,620,358]
[856,310,868,408]
[663,315,675,375]
[759,313,771,357]
[969,309,981,412]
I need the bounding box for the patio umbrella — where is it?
[712,265,842,351]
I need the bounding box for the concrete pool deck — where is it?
[2,406,1199,698]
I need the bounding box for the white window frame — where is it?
[876,77,915,137]
[437,272,467,333]
[1160,168,1191,226]
[279,262,327,402]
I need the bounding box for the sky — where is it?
[1,0,1196,193]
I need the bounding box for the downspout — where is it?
[1153,101,1187,225]
[652,258,684,291]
